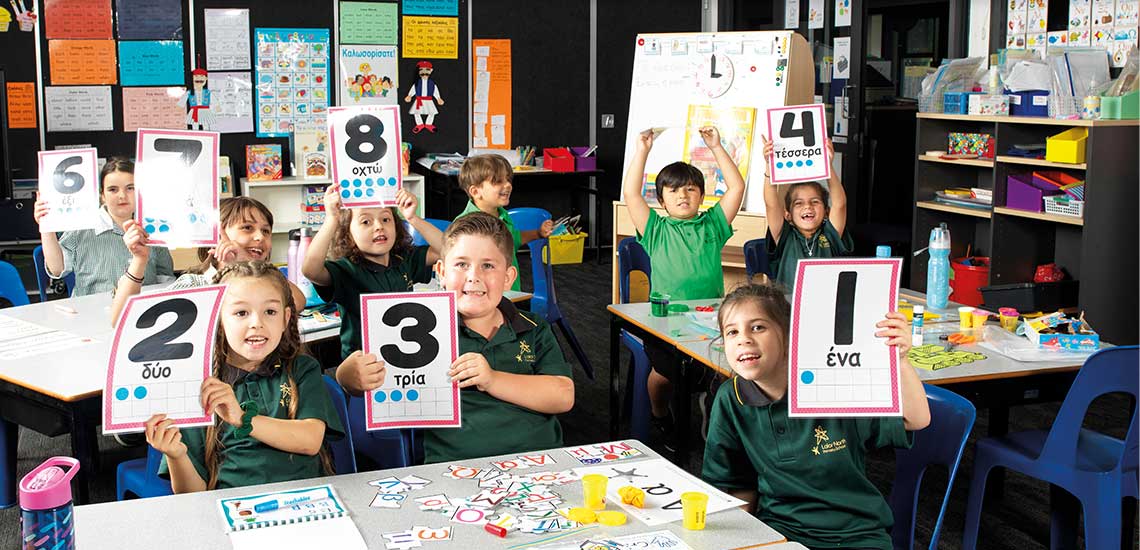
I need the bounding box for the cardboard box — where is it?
[1024,314,1100,351]
[543,148,575,172]
[948,132,995,158]
[969,94,1011,116]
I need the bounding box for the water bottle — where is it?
[20,457,80,550]
[926,223,952,309]
[875,245,892,258]
[286,229,300,284]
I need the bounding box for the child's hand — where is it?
[324,183,343,221]
[210,239,255,267]
[538,219,554,239]
[761,135,773,159]
[33,194,50,226]
[200,377,243,428]
[396,189,419,221]
[449,352,497,392]
[826,137,834,159]
[145,414,188,459]
[121,219,151,262]
[699,126,723,151]
[337,351,387,393]
[875,312,912,358]
[635,130,656,154]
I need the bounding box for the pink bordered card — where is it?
[766,103,830,185]
[134,128,221,247]
[327,105,403,209]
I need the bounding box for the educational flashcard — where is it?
[360,291,459,430]
[44,86,113,132]
[254,28,331,137]
[766,103,830,185]
[103,285,226,434]
[573,458,747,526]
[338,45,399,106]
[788,258,903,418]
[564,441,644,465]
[36,148,100,233]
[204,8,251,71]
[135,129,221,247]
[329,105,403,208]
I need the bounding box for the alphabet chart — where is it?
[36,148,101,233]
[788,259,903,417]
[361,291,459,430]
[103,285,226,434]
[766,103,830,184]
[573,458,746,526]
[135,128,221,247]
[565,441,645,465]
[328,104,403,208]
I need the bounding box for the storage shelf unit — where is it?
[912,113,1138,344]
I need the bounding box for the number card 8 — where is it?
[37,148,101,233]
[328,105,403,209]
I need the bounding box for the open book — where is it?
[218,485,365,549]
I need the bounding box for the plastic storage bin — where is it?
[943,92,981,114]
[1007,173,1063,212]
[1100,90,1139,120]
[1043,195,1085,217]
[1045,128,1088,164]
[542,148,575,172]
[1007,89,1050,116]
[979,280,1079,312]
[547,233,587,264]
[950,256,990,307]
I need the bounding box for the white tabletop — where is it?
[607,299,722,344]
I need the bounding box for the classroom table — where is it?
[74,439,787,549]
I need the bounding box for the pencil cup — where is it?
[971,310,989,328]
[958,307,974,329]
[582,474,608,511]
[681,491,708,530]
[650,292,670,317]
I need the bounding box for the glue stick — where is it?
[912,305,925,347]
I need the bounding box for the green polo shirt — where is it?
[424,298,571,463]
[316,248,433,360]
[768,219,853,287]
[637,202,733,301]
[702,376,911,550]
[456,201,523,291]
[159,355,346,489]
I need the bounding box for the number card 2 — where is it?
[789,258,903,417]
[103,285,227,434]
[361,291,459,430]
[135,129,221,247]
[766,103,830,184]
[328,105,403,208]
[37,148,101,233]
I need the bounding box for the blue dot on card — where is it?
[801,371,815,384]
[796,160,804,167]
[365,178,373,187]
[354,189,363,198]
[374,391,386,403]
[391,390,403,402]
[189,213,197,223]
[407,389,419,401]
[158,224,169,233]
[341,189,351,198]
[388,177,397,186]
[145,224,156,233]
[134,386,148,399]
[115,387,129,401]
[806,159,813,166]
[366,188,375,197]
[353,179,362,188]
[776,161,784,169]
[340,179,350,187]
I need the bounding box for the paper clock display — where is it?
[573,458,746,526]
[36,148,101,233]
[767,103,830,185]
[103,286,227,434]
[135,129,221,247]
[328,104,403,208]
[789,259,903,417]
[361,291,459,430]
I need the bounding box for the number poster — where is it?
[328,105,403,208]
[135,129,221,248]
[766,103,830,185]
[36,148,101,233]
[103,286,227,434]
[360,291,460,430]
[789,259,903,417]
[254,28,331,137]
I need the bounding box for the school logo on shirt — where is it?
[811,425,847,456]
[818,235,831,249]
[279,382,294,408]
[515,340,536,363]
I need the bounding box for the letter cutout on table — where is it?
[328,104,403,208]
[37,148,101,233]
[766,103,830,185]
[135,128,221,247]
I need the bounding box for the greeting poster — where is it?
[471,39,511,149]
[44,0,112,39]
[338,45,399,106]
[45,86,114,132]
[254,28,331,137]
[402,0,459,16]
[114,0,183,40]
[48,40,118,85]
[6,82,36,129]
[340,1,398,45]
[209,72,255,133]
[118,41,185,86]
[402,16,459,58]
[122,87,187,132]
[681,105,756,197]
[204,8,251,70]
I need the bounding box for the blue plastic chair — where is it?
[115,445,173,500]
[322,375,357,475]
[742,238,770,281]
[506,207,553,312]
[408,218,451,247]
[346,395,412,470]
[0,260,25,508]
[33,245,75,302]
[889,384,976,550]
[617,237,653,442]
[0,260,29,308]
[526,238,595,381]
[962,346,1140,550]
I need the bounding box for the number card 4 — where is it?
[766,103,830,185]
[328,105,403,208]
[37,148,101,233]
[135,129,221,247]
[103,285,227,434]
[788,259,903,417]
[361,291,459,430]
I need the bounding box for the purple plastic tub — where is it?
[1006,173,1063,212]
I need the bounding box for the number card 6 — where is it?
[765,103,830,185]
[361,291,459,430]
[103,285,227,434]
[328,105,403,209]
[37,148,101,233]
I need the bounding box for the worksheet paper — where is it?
[45,86,114,132]
[204,8,251,70]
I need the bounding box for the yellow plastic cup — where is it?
[971,310,989,328]
[681,491,709,530]
[958,307,974,329]
[582,474,608,511]
[999,308,1019,331]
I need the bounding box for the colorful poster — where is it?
[340,1,398,45]
[788,259,903,417]
[338,45,399,106]
[44,0,111,39]
[471,39,511,149]
[45,86,114,132]
[402,16,459,59]
[292,121,330,178]
[122,87,186,132]
[254,28,331,137]
[48,40,118,85]
[328,105,403,208]
[118,40,185,86]
[808,0,825,28]
[681,105,756,197]
[204,8,251,71]
[209,72,255,134]
[6,82,36,128]
[766,104,829,185]
[836,0,852,26]
[573,459,747,526]
[114,0,183,40]
[785,0,800,28]
[103,286,226,435]
[833,36,851,78]
[37,148,101,233]
[1112,26,1137,66]
[135,129,221,247]
[402,0,459,16]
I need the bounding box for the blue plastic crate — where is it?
[1006,89,1049,117]
[943,92,980,114]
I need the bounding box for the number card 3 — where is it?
[103,285,227,434]
[766,103,830,185]
[328,105,403,208]
[135,129,221,247]
[361,291,459,430]
[37,148,101,233]
[789,258,903,417]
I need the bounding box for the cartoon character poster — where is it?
[338,45,398,106]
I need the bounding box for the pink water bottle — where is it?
[19,457,80,550]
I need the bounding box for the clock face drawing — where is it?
[695,53,735,98]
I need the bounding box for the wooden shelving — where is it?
[992,206,1084,226]
[917,112,1140,127]
[918,155,994,168]
[995,155,1087,170]
[916,200,992,218]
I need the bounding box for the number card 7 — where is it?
[361,291,459,430]
[37,148,101,233]
[328,105,403,209]
[765,103,830,185]
[103,285,227,434]
[135,128,221,247]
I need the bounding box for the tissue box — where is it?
[948,132,995,158]
[968,94,1010,116]
[1024,313,1099,351]
[543,148,575,172]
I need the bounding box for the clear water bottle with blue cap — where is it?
[926,223,952,309]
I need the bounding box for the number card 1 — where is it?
[766,103,830,185]
[328,105,403,208]
[103,285,227,434]
[361,291,459,430]
[37,148,101,233]
[135,128,221,247]
[789,258,903,417]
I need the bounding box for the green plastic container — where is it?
[1100,90,1139,120]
